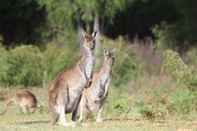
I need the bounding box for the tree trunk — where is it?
[86,22,91,34]
[76,9,84,47]
[93,14,101,57]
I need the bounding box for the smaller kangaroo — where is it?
[78,49,115,123]
[0,90,37,115]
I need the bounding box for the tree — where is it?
[74,0,131,32]
[0,0,46,46]
[173,0,197,43]
[39,0,131,35]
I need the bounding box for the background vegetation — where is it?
[0,0,197,123]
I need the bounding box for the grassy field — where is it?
[0,88,196,131]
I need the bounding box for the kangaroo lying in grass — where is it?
[0,90,37,115]
[48,31,97,127]
[78,49,115,123]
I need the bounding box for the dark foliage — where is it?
[0,0,46,47]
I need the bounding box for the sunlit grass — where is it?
[0,88,196,131]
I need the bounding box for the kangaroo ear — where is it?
[104,48,108,55]
[92,31,97,38]
[81,30,87,38]
[80,30,88,45]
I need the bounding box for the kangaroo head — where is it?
[4,96,14,106]
[103,48,115,66]
[81,31,97,51]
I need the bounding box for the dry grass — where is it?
[0,88,196,131]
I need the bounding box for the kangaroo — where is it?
[48,31,97,127]
[78,49,115,123]
[0,90,37,115]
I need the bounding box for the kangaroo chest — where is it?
[65,56,95,112]
[86,78,111,112]
[91,74,111,101]
[81,56,95,81]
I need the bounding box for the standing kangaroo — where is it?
[78,49,115,123]
[48,31,97,127]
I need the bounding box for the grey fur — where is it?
[78,49,114,123]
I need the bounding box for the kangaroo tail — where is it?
[48,89,59,125]
[48,99,59,125]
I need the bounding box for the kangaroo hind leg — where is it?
[96,107,103,123]
[50,109,59,125]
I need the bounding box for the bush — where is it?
[0,45,44,86]
[113,53,139,87]
[43,42,79,83]
[0,45,9,85]
[0,30,80,87]
[102,37,141,87]
[135,101,155,119]
[132,80,197,119]
[112,97,130,115]
[185,47,197,68]
[0,35,141,87]
[0,32,81,87]
[169,88,197,114]
[133,82,171,119]
[152,22,178,50]
[162,49,193,85]
[104,88,131,118]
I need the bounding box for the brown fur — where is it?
[48,31,97,126]
[0,90,37,115]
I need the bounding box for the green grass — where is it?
[0,88,197,131]
[0,116,196,131]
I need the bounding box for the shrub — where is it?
[0,45,44,86]
[169,88,197,114]
[0,32,79,87]
[105,88,131,118]
[42,31,81,84]
[102,37,141,87]
[133,82,171,119]
[135,90,197,119]
[112,97,130,115]
[162,49,193,85]
[135,101,155,119]
[42,42,79,83]
[185,48,197,67]
[152,22,178,50]
[0,45,9,85]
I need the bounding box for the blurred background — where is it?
[0,0,197,121]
